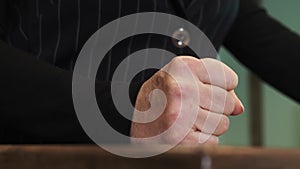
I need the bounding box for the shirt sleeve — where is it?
[0,0,6,39]
[0,1,137,143]
[224,0,300,102]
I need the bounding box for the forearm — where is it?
[0,40,93,143]
[0,38,147,143]
[224,0,300,102]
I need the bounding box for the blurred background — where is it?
[219,0,300,147]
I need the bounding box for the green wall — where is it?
[219,0,300,147]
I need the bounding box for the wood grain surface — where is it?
[0,145,300,169]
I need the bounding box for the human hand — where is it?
[130,56,244,145]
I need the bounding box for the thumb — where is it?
[230,90,244,116]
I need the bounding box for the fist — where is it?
[130,56,244,145]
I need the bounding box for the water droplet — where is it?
[172,27,190,48]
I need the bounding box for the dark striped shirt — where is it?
[2,0,300,143]
[6,0,238,72]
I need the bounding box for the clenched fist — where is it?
[130,56,244,145]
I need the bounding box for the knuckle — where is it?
[225,68,239,90]
[199,58,214,82]
[228,72,239,89]
[201,57,215,63]
[197,59,210,81]
[233,72,239,87]
[170,57,184,67]
[170,56,197,69]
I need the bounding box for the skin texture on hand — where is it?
[130,56,244,145]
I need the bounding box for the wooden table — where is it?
[1,145,300,169]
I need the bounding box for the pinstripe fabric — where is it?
[0,0,240,143]
[5,0,239,75]
[52,0,61,64]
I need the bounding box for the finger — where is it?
[199,83,235,115]
[198,132,219,145]
[230,91,245,115]
[180,131,219,145]
[195,108,230,136]
[178,57,238,91]
[199,58,238,91]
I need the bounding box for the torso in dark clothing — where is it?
[5,0,238,72]
[1,0,300,144]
